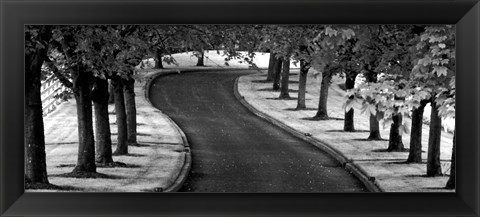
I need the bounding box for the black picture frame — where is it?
[1,0,479,216]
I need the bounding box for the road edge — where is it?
[233,76,384,193]
[143,70,192,193]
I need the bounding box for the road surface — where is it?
[149,70,368,192]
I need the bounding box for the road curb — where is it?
[233,76,384,193]
[142,69,192,193]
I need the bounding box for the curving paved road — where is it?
[149,70,368,192]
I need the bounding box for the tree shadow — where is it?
[371,148,410,153]
[120,153,146,157]
[137,132,152,136]
[46,142,77,146]
[56,164,76,168]
[351,138,389,142]
[423,187,453,191]
[130,143,152,147]
[266,97,298,100]
[52,172,125,179]
[25,180,84,191]
[257,88,300,93]
[325,129,370,133]
[387,161,426,165]
[404,174,447,178]
[97,162,142,168]
[251,80,272,83]
[284,107,317,111]
[301,117,344,121]
[111,132,151,137]
[57,162,139,168]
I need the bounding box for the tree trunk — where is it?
[123,76,137,146]
[344,73,357,131]
[407,100,429,163]
[272,57,282,91]
[314,70,332,120]
[112,76,128,155]
[72,70,96,173]
[196,50,205,66]
[368,114,382,140]
[427,100,443,176]
[108,79,115,104]
[25,26,51,184]
[445,128,455,189]
[92,77,114,165]
[387,113,405,152]
[266,52,276,81]
[296,60,309,110]
[154,48,163,69]
[364,66,382,140]
[278,57,291,99]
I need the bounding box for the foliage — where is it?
[342,25,455,133]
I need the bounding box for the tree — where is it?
[349,25,420,140]
[47,25,144,170]
[405,26,429,162]
[312,64,336,120]
[257,25,294,93]
[311,25,355,120]
[25,25,52,185]
[293,37,318,110]
[92,76,114,165]
[259,25,319,101]
[278,57,291,99]
[372,25,422,152]
[71,67,97,173]
[266,50,276,81]
[124,75,138,147]
[296,58,310,110]
[426,100,442,176]
[97,25,147,154]
[336,38,359,131]
[363,64,382,140]
[343,71,358,131]
[272,56,282,91]
[112,75,128,155]
[154,47,164,69]
[195,50,205,66]
[349,25,421,150]
[411,25,455,176]
[119,26,152,148]
[147,25,184,69]
[50,26,97,174]
[85,27,116,166]
[407,99,429,163]
[445,129,455,189]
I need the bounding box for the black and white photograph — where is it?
[2,0,480,216]
[25,24,456,193]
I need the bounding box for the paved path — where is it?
[148,70,368,192]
